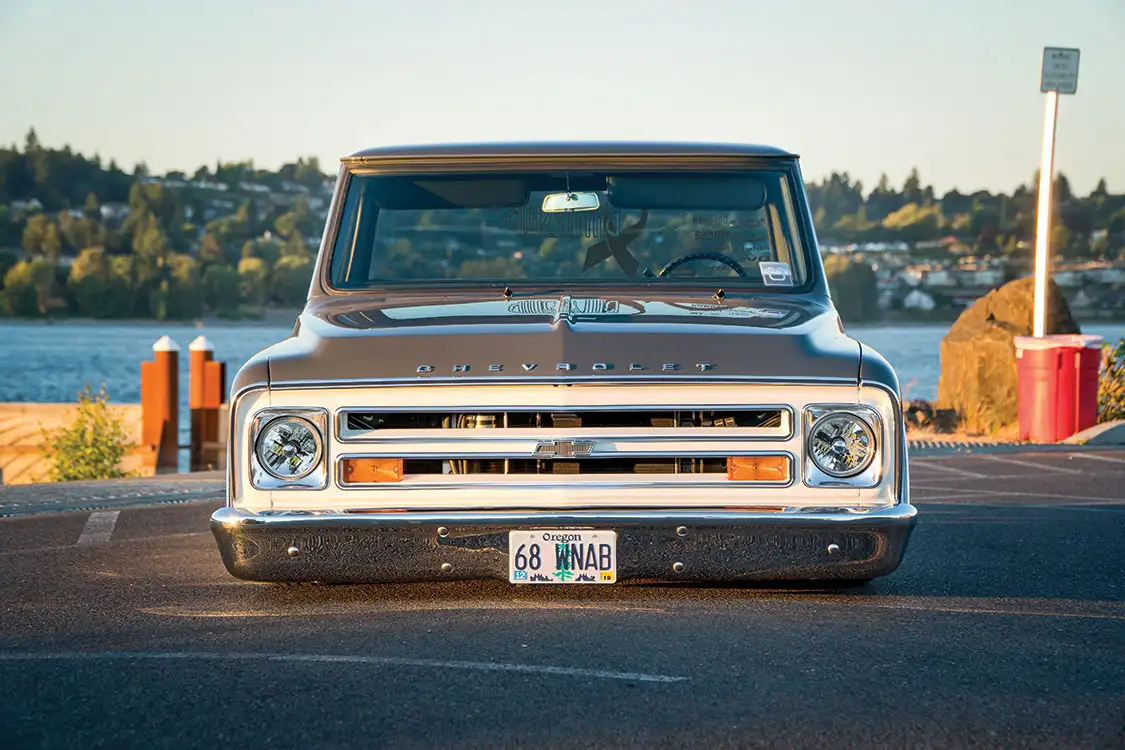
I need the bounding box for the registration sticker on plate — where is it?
[508,530,617,584]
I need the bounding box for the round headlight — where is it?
[808,412,876,478]
[255,416,322,480]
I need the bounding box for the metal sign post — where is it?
[1032,47,1080,337]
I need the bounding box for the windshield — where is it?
[328,170,810,289]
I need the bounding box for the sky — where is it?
[1,0,1122,195]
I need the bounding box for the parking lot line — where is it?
[0,651,688,683]
[1066,452,1125,465]
[76,511,120,546]
[909,461,988,479]
[977,454,1081,473]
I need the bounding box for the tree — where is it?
[1,261,38,316]
[238,256,269,306]
[21,214,50,254]
[4,258,61,315]
[83,191,101,219]
[902,168,924,206]
[272,254,313,306]
[198,232,227,266]
[68,247,133,318]
[203,264,241,316]
[823,254,878,323]
[166,253,204,319]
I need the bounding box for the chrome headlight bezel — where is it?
[249,407,329,490]
[803,405,882,488]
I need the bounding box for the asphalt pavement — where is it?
[1,449,1123,748]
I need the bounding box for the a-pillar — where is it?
[189,335,227,471]
[141,336,180,473]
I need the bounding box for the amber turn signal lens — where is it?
[340,458,404,484]
[727,455,790,482]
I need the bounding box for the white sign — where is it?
[1041,47,1080,94]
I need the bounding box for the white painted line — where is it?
[925,487,1124,504]
[0,651,687,683]
[909,461,988,479]
[1067,452,1125,465]
[76,511,120,546]
[978,454,1080,474]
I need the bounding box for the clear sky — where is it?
[1,0,1122,195]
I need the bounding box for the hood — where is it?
[263,291,862,384]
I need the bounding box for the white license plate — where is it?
[508,530,617,584]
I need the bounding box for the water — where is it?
[2,319,1124,432]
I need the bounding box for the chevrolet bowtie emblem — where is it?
[533,439,594,459]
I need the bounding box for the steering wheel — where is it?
[658,252,749,279]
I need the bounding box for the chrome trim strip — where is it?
[330,443,791,457]
[335,405,795,443]
[213,502,915,528]
[248,407,330,491]
[800,404,884,489]
[226,383,268,505]
[269,376,857,389]
[860,380,906,505]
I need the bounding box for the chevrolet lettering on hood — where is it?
[416,362,716,374]
[212,141,916,587]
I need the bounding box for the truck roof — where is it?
[343,141,798,162]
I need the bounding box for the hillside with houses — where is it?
[1,129,1123,323]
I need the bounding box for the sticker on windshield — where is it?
[759,261,794,287]
[742,242,773,260]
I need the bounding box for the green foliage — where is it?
[166,253,205,319]
[0,247,18,283]
[68,248,133,318]
[1099,339,1125,423]
[2,260,38,315]
[272,254,313,306]
[242,237,282,265]
[823,254,878,323]
[39,385,133,482]
[238,256,269,306]
[203,264,241,317]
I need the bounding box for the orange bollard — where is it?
[189,336,227,471]
[141,336,180,473]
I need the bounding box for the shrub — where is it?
[40,385,133,482]
[1099,338,1125,423]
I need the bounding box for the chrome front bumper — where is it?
[211,504,917,583]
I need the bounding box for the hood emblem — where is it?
[534,439,594,459]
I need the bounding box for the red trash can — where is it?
[1013,334,1103,443]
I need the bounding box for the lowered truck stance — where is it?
[211,142,916,585]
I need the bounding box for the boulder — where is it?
[936,277,1079,433]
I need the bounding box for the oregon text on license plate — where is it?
[508,530,617,584]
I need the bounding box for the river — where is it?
[2,319,1123,463]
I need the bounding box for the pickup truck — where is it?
[211,142,916,585]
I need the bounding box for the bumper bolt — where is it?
[441,562,453,573]
[286,546,300,558]
[672,561,685,573]
[827,543,840,554]
[675,526,688,537]
[437,526,449,538]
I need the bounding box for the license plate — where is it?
[508,530,617,584]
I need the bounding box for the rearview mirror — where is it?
[541,191,601,213]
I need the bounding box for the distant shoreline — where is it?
[0,309,303,328]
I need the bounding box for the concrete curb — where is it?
[1061,420,1125,446]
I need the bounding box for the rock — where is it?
[936,277,1079,433]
